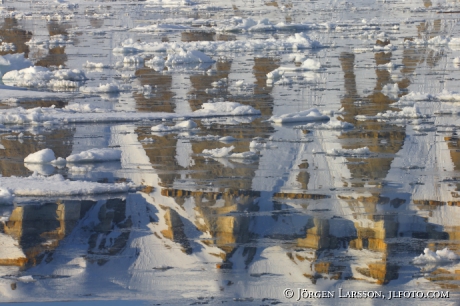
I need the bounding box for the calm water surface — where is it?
[1,0,460,304]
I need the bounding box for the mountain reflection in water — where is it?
[1,0,460,304]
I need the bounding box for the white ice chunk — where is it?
[219,136,236,143]
[0,102,259,126]
[24,148,56,164]
[202,146,234,158]
[0,53,33,76]
[356,105,426,120]
[66,148,122,163]
[151,120,197,132]
[0,173,129,197]
[229,151,258,159]
[413,248,459,264]
[327,147,371,156]
[165,49,213,66]
[297,120,354,130]
[80,83,126,93]
[3,66,86,88]
[301,59,321,70]
[268,108,329,123]
[0,188,13,204]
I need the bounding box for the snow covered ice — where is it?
[1,0,460,304]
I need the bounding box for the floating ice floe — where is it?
[2,66,87,89]
[0,188,13,204]
[24,148,56,164]
[151,120,197,132]
[249,140,277,151]
[202,145,258,160]
[266,59,322,85]
[66,148,122,163]
[83,61,111,69]
[0,85,70,106]
[26,35,73,49]
[356,105,427,120]
[230,151,258,160]
[373,43,396,51]
[80,83,128,94]
[219,136,236,143]
[17,276,35,283]
[295,119,354,130]
[176,134,217,141]
[391,92,434,106]
[0,101,260,126]
[123,55,144,65]
[268,108,330,124]
[113,33,322,54]
[413,248,459,264]
[391,90,460,106]
[202,146,235,158]
[0,42,15,52]
[0,173,130,198]
[454,57,460,67]
[145,56,166,68]
[436,90,460,102]
[233,80,245,88]
[403,35,460,48]
[165,49,213,66]
[132,24,193,32]
[413,125,436,132]
[381,83,400,99]
[326,147,371,156]
[0,53,33,76]
[215,17,319,32]
[217,17,275,32]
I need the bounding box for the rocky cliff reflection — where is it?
[0,198,129,269]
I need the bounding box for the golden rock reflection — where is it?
[0,198,130,268]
